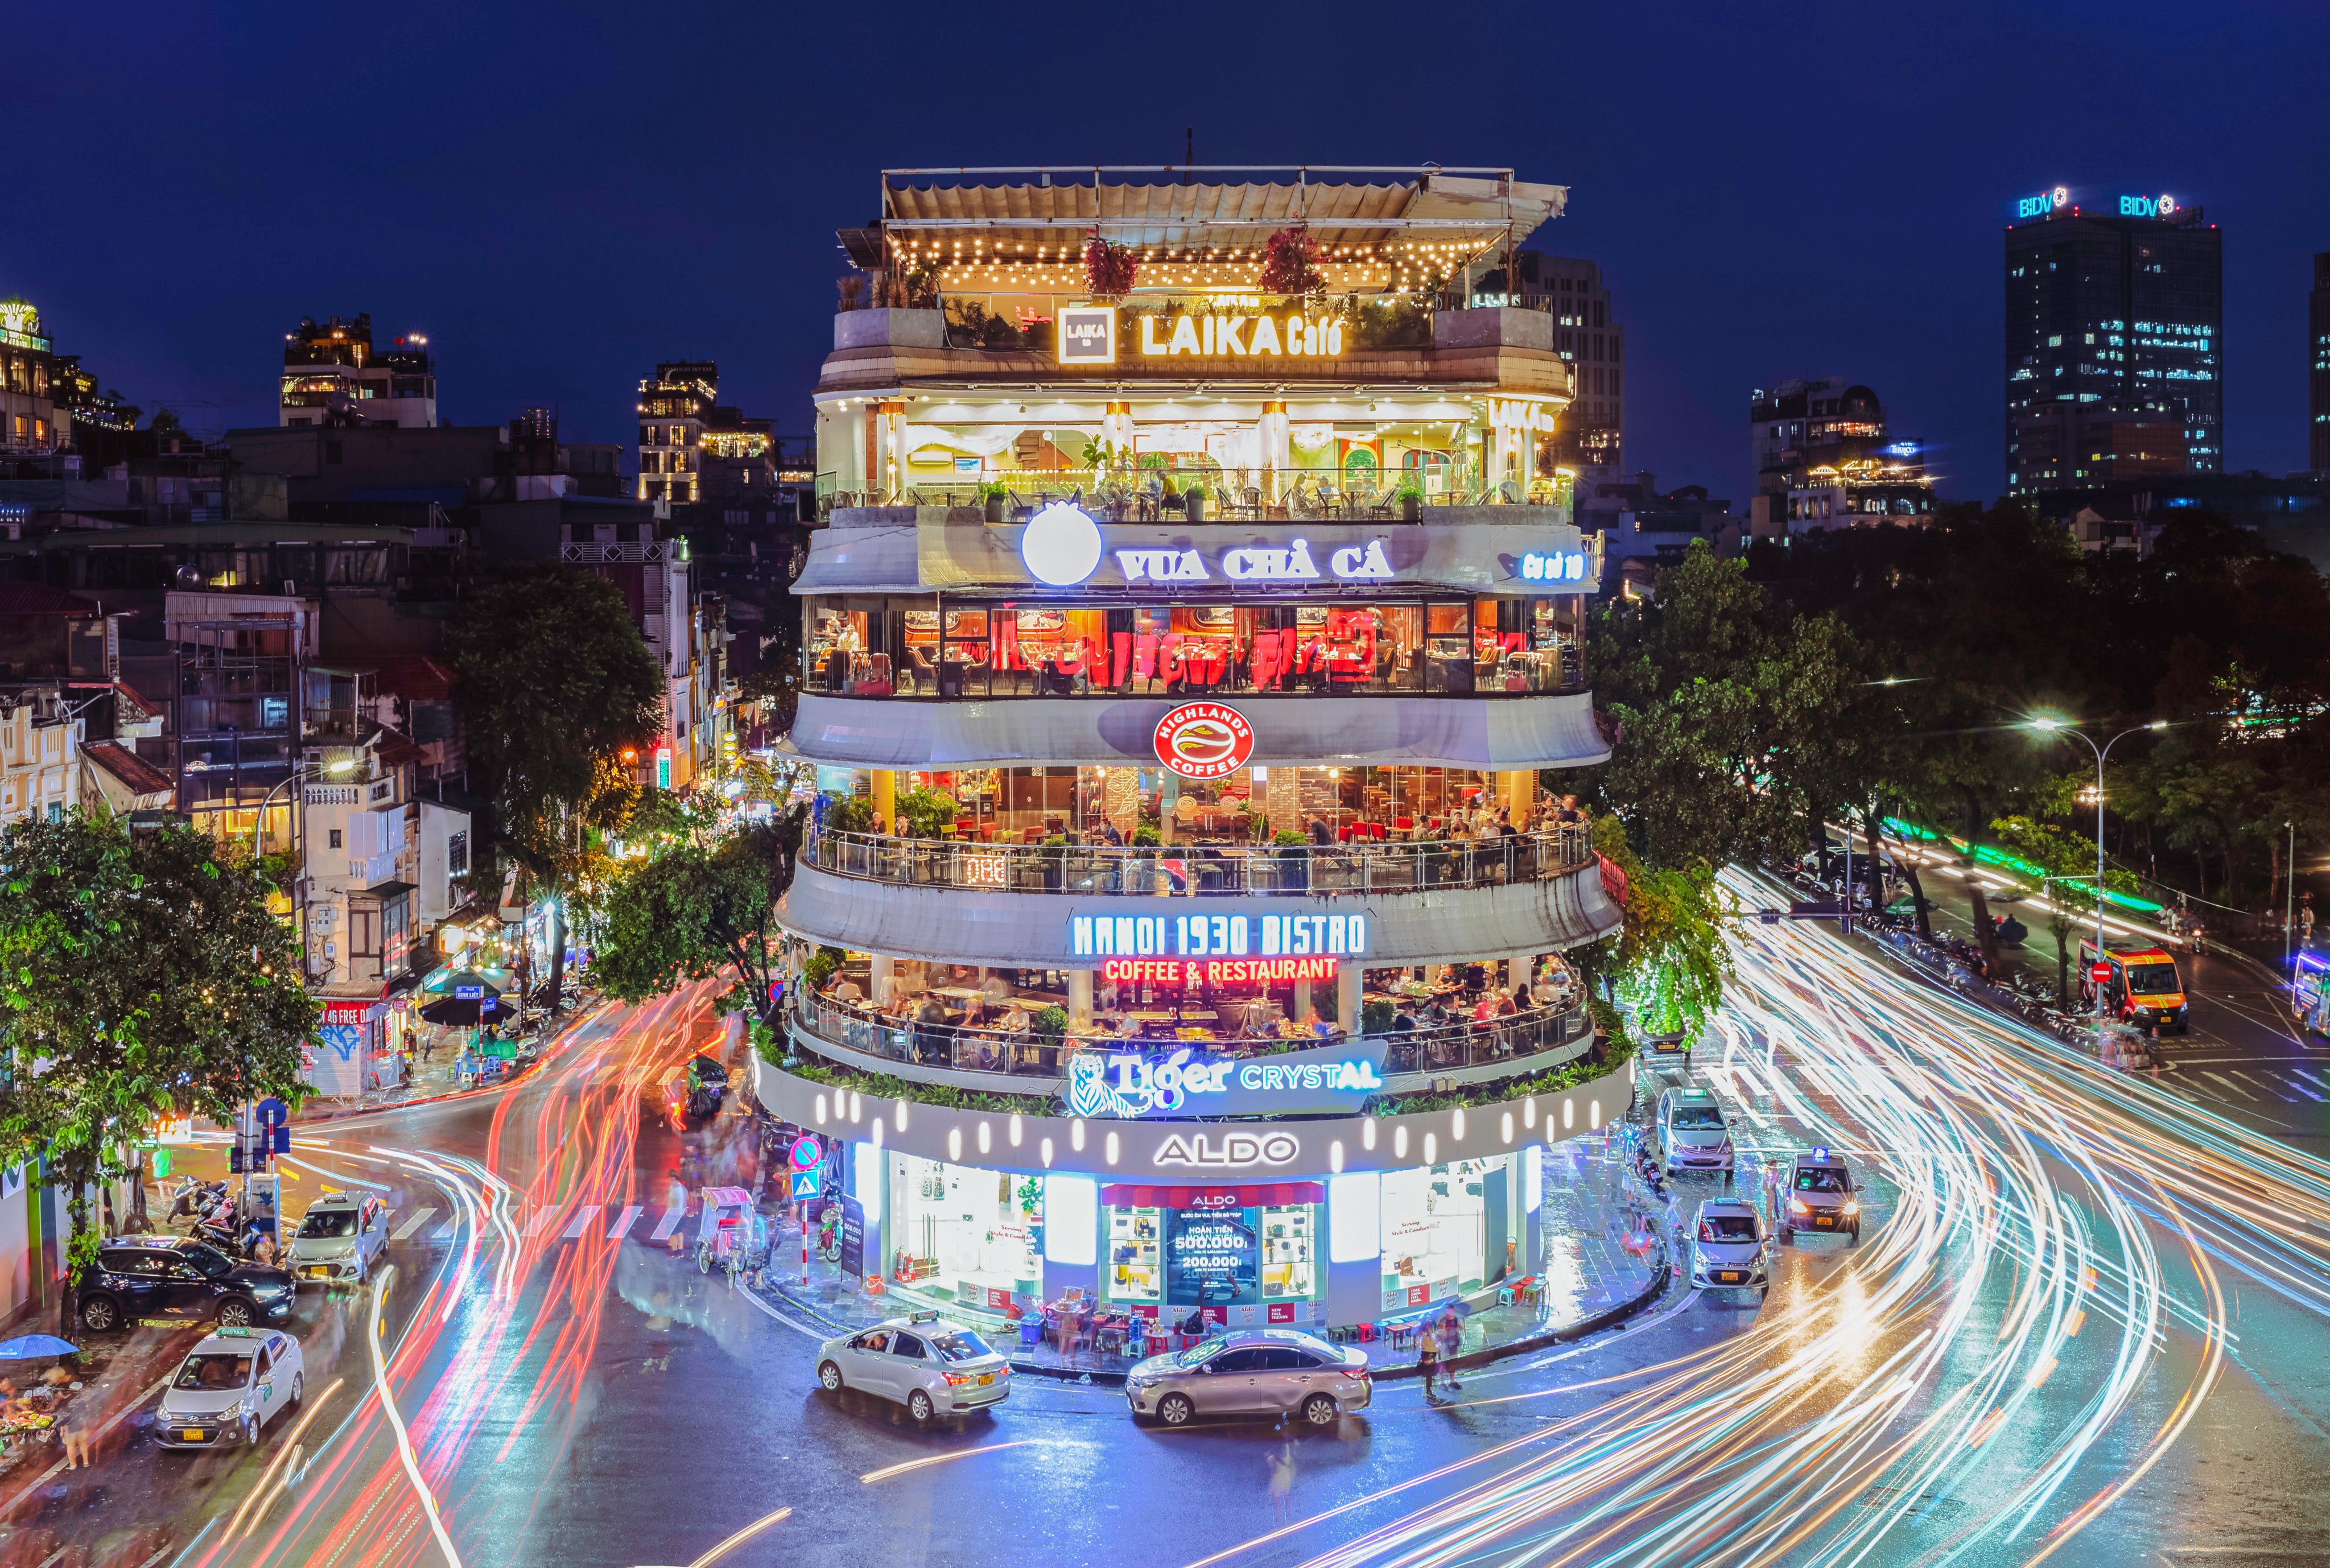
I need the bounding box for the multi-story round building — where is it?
[757,166,1631,1338]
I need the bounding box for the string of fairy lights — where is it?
[880,234,1499,294]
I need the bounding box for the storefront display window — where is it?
[1106,1205,1162,1306]
[1167,1205,1259,1311]
[1259,1204,1315,1299]
[888,1153,1041,1312]
[1380,1157,1507,1310]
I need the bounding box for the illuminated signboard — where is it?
[1057,305,1116,365]
[1153,1130,1303,1167]
[1099,956,1338,985]
[655,746,673,789]
[1153,702,1254,779]
[1066,1042,1384,1120]
[1070,912,1367,959]
[959,851,1010,888]
[1519,550,1589,583]
[1020,501,1106,586]
[1115,536,1396,584]
[1140,311,1342,358]
[2015,185,2070,220]
[2117,193,2179,218]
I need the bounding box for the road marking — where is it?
[649,1207,684,1242]
[525,1207,559,1237]
[608,1205,644,1240]
[391,1207,438,1241]
[2282,1076,2326,1102]
[2201,1072,2244,1094]
[560,1205,603,1240]
[433,1220,461,1241]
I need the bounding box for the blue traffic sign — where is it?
[455,985,483,1000]
[255,1097,291,1128]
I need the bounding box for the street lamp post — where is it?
[2028,718,2167,1016]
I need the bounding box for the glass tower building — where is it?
[2004,193,2221,495]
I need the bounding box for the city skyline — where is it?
[11,3,2329,503]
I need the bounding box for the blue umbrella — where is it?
[0,1335,77,1359]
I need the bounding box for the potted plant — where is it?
[1039,833,1069,892]
[1396,476,1425,522]
[1183,482,1208,524]
[980,481,1010,523]
[1084,234,1138,299]
[1272,827,1309,892]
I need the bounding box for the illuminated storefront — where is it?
[766,164,1620,1332]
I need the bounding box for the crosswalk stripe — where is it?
[2201,1072,2242,1093]
[560,1204,602,1240]
[432,1220,460,1241]
[390,1207,438,1242]
[607,1204,644,1240]
[525,1207,559,1237]
[2283,1076,2326,1102]
[649,1207,684,1242]
[2294,1067,2329,1088]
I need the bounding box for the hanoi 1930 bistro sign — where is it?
[1071,911,1367,959]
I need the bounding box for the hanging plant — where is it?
[1084,233,1138,298]
[1259,225,1326,299]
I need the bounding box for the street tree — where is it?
[1990,814,2141,1004]
[0,811,316,1295]
[445,568,663,1005]
[587,804,808,1043]
[1571,815,1735,1053]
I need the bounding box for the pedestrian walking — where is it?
[1416,1332,1442,1401]
[2301,893,2316,948]
[1267,1439,1297,1522]
[57,1395,93,1470]
[1436,1308,1464,1390]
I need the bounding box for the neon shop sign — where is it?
[1153,1130,1302,1168]
[1115,537,1396,584]
[1070,1047,1381,1119]
[1519,550,1589,583]
[1070,913,1367,959]
[1139,312,1343,358]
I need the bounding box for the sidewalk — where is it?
[747,1124,1665,1383]
[294,1037,549,1122]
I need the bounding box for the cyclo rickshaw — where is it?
[695,1186,770,1281]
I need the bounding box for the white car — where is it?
[287,1191,389,1287]
[155,1326,303,1450]
[815,1312,1012,1423]
[1655,1087,1735,1181]
[1779,1147,1862,1245]
[1689,1198,1768,1298]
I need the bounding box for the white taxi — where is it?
[1779,1147,1862,1245]
[287,1190,390,1287]
[815,1311,1012,1423]
[155,1326,303,1450]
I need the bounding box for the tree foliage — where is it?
[586,804,807,1028]
[444,567,663,884]
[0,812,316,1266]
[1573,815,1735,1050]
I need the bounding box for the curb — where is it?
[1371,1239,1674,1381]
[761,1245,1675,1390]
[294,1056,542,1122]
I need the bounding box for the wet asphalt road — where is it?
[8,928,2330,1567]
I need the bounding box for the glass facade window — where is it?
[1106,1205,1163,1305]
[1380,1157,1510,1310]
[801,595,1587,700]
[887,1153,1042,1311]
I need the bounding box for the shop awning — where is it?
[1101,1182,1326,1209]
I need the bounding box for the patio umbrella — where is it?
[0,1335,79,1359]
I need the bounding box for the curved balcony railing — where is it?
[800,823,1595,897]
[786,987,1595,1088]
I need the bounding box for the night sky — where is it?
[18,2,2330,503]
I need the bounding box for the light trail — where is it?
[859,1439,1046,1483]
[1185,864,2304,1568]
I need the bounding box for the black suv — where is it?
[76,1237,296,1333]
